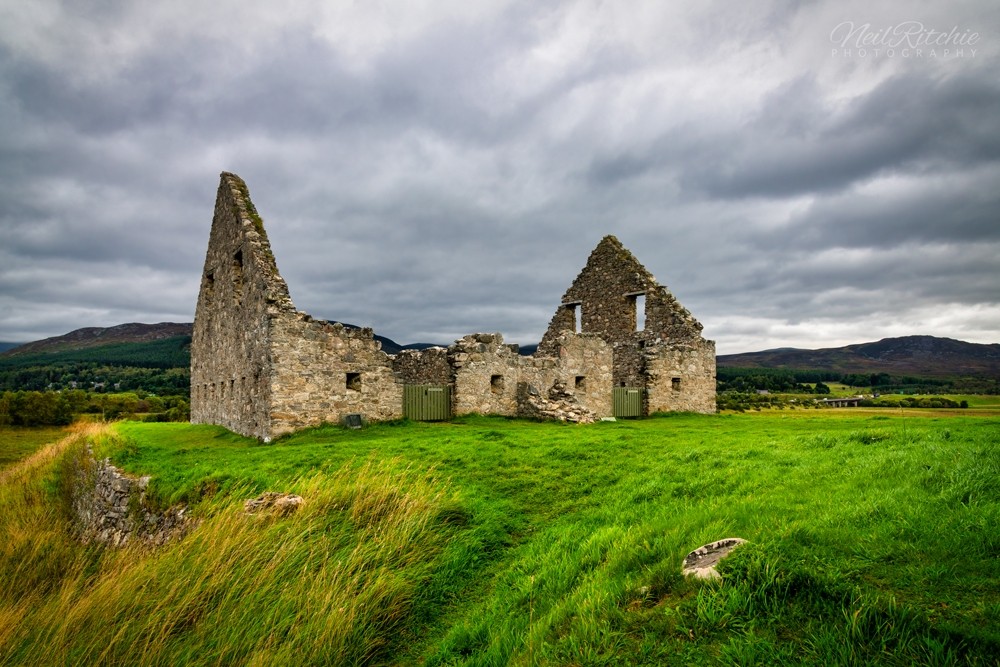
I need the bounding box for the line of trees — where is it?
[716,367,994,394]
[0,336,191,395]
[716,369,831,394]
[0,390,190,427]
[0,363,190,395]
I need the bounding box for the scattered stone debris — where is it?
[244,492,304,516]
[517,381,597,423]
[682,537,747,580]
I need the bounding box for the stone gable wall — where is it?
[191,173,295,440]
[537,235,715,413]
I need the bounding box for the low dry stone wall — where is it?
[72,450,193,547]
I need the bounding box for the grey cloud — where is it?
[1,1,998,354]
[757,167,1000,252]
[692,71,1000,199]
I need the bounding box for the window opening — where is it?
[634,294,646,331]
[232,250,244,305]
[490,375,504,394]
[204,271,215,304]
[672,377,682,391]
[575,376,586,390]
[346,373,362,392]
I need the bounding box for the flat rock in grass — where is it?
[244,492,304,516]
[682,537,747,580]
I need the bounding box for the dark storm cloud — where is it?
[583,70,1000,202]
[700,71,1000,199]
[763,173,1000,252]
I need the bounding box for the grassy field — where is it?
[0,425,68,470]
[1,411,998,665]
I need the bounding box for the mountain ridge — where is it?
[718,335,1000,378]
[1,322,194,358]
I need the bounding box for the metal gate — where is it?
[613,387,645,418]
[403,385,452,421]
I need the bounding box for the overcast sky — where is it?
[1,1,998,354]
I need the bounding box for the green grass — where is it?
[2,412,999,665]
[0,425,68,470]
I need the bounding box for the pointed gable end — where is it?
[537,235,715,412]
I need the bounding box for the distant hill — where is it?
[718,335,1000,378]
[0,323,194,394]
[1,322,193,358]
[0,342,20,354]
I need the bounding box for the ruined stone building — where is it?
[191,172,715,440]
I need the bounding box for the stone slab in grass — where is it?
[682,537,747,580]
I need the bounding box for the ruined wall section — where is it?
[268,316,403,437]
[645,339,717,414]
[72,448,194,547]
[392,348,452,386]
[450,334,523,415]
[446,333,613,418]
[523,332,614,418]
[191,172,296,439]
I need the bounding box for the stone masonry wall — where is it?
[392,347,452,386]
[524,332,614,418]
[645,339,717,414]
[268,314,403,437]
[191,173,296,439]
[72,450,193,547]
[192,175,713,439]
[450,334,523,415]
[449,332,613,418]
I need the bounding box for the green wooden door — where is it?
[613,387,644,418]
[403,385,451,421]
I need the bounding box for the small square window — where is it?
[575,376,586,390]
[346,372,362,392]
[490,374,504,394]
[672,377,681,391]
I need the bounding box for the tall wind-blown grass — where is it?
[0,424,457,666]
